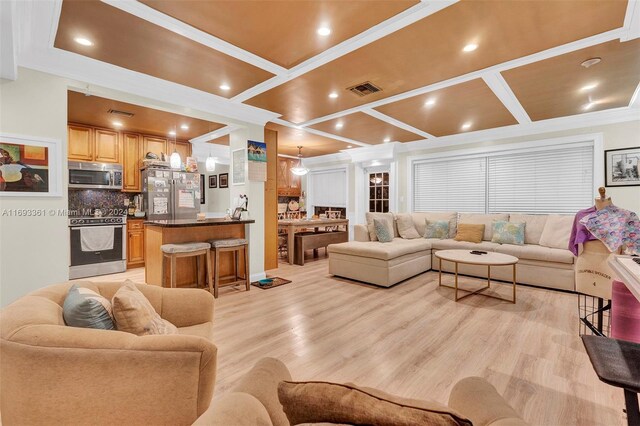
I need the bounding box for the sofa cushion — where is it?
[396,214,421,239]
[455,223,485,243]
[494,243,574,264]
[412,212,457,238]
[491,221,525,245]
[278,381,472,426]
[539,214,574,250]
[366,212,396,241]
[429,239,500,252]
[510,214,548,245]
[112,281,178,336]
[178,322,214,341]
[458,213,509,241]
[328,238,431,261]
[374,218,394,242]
[63,285,115,330]
[425,220,450,239]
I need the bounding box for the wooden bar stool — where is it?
[161,242,213,291]
[208,238,249,298]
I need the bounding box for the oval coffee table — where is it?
[434,249,519,303]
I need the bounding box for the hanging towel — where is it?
[580,205,640,254]
[80,226,115,252]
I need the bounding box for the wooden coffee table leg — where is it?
[487,265,491,288]
[454,261,459,301]
[512,264,517,304]
[438,257,442,287]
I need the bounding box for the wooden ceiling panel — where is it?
[375,79,517,137]
[140,0,418,69]
[309,112,421,144]
[68,91,225,139]
[266,123,352,157]
[55,0,274,98]
[245,0,627,123]
[207,135,230,146]
[502,39,640,121]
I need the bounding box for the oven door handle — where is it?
[71,226,124,230]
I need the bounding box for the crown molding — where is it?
[271,118,370,147]
[344,142,400,164]
[481,73,531,124]
[301,152,350,166]
[189,124,243,144]
[622,0,640,41]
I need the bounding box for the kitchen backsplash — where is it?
[68,189,136,216]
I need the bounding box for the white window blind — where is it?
[487,145,594,214]
[310,169,347,207]
[413,157,486,212]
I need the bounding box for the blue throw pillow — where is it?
[374,218,393,243]
[63,284,115,330]
[491,221,525,245]
[424,220,449,239]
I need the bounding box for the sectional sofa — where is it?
[328,212,576,291]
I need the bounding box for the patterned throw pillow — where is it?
[492,221,525,245]
[424,220,449,239]
[374,218,394,243]
[112,281,178,336]
[63,284,115,330]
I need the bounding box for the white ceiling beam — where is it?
[622,0,640,41]
[0,0,18,80]
[271,118,371,148]
[361,109,435,139]
[189,124,243,144]
[629,81,640,108]
[299,27,626,127]
[230,1,458,103]
[100,0,287,76]
[482,73,531,124]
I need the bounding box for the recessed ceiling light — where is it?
[112,121,123,127]
[329,92,339,99]
[383,137,391,143]
[219,84,230,91]
[317,26,331,36]
[581,57,601,68]
[169,131,176,136]
[461,122,472,130]
[335,123,343,129]
[180,124,189,130]
[583,102,596,110]
[580,82,599,92]
[462,43,478,52]
[74,37,93,46]
[347,145,352,148]
[424,99,436,107]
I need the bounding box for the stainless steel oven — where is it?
[69,216,127,279]
[68,161,123,190]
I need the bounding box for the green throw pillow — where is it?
[63,284,115,330]
[491,221,525,245]
[374,218,393,243]
[424,220,449,239]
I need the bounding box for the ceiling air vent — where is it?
[347,81,382,97]
[107,109,134,118]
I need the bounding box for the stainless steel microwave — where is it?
[68,161,123,190]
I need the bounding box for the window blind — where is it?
[310,169,347,207]
[413,157,486,212]
[487,145,593,214]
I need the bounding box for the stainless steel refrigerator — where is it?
[142,168,201,220]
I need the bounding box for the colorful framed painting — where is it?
[209,175,217,188]
[0,133,62,197]
[219,173,228,188]
[247,140,267,162]
[605,146,640,187]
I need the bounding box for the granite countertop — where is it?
[144,218,255,228]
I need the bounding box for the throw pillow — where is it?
[454,223,485,243]
[425,219,449,239]
[374,218,394,243]
[111,281,178,336]
[491,221,525,245]
[63,284,115,330]
[365,212,395,241]
[539,214,574,249]
[396,214,421,239]
[278,381,472,426]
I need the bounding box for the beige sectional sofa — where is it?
[328,212,576,291]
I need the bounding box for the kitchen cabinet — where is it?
[122,132,142,192]
[94,129,119,163]
[277,157,301,197]
[68,124,94,161]
[127,219,145,268]
[144,136,167,158]
[173,140,192,162]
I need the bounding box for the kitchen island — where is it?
[144,218,255,287]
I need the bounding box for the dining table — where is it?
[277,218,349,265]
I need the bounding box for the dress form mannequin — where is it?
[595,187,612,211]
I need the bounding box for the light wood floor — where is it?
[91,258,625,425]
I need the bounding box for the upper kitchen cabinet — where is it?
[68,124,94,161]
[143,136,167,158]
[94,129,119,163]
[174,141,192,161]
[122,132,142,192]
[277,157,301,197]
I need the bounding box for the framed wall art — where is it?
[605,146,640,187]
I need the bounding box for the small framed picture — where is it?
[209,175,217,188]
[219,173,228,188]
[232,207,243,220]
[605,146,640,187]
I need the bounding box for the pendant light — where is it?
[169,131,181,169]
[290,145,308,176]
[205,154,217,172]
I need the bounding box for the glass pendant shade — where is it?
[290,146,308,175]
[170,151,181,169]
[206,156,216,172]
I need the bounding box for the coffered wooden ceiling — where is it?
[54,0,638,156]
[139,0,417,69]
[503,39,640,121]
[375,79,518,137]
[207,135,230,146]
[265,123,352,157]
[68,91,225,139]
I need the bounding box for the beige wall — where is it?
[0,69,69,306]
[203,163,230,216]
